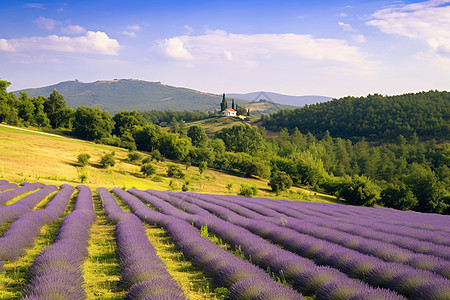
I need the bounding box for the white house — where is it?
[223,109,237,117]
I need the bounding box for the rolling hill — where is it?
[228,91,333,107]
[13,79,296,115]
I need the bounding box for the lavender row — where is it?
[22,185,95,300]
[218,193,450,248]
[0,182,18,192]
[251,195,450,241]
[0,185,58,261]
[112,188,303,300]
[255,202,450,261]
[155,190,449,299]
[204,193,450,271]
[97,187,186,300]
[0,182,44,205]
[133,189,405,300]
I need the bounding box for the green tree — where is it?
[405,163,448,213]
[199,161,207,174]
[113,110,147,136]
[167,164,184,179]
[380,183,418,210]
[77,153,91,167]
[44,89,69,128]
[268,171,293,193]
[216,124,264,154]
[18,92,36,125]
[127,151,142,162]
[72,106,115,141]
[220,93,228,111]
[99,152,116,168]
[141,163,156,177]
[187,125,208,147]
[132,125,162,152]
[337,175,381,206]
[236,106,247,116]
[238,184,258,197]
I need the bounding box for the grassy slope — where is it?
[0,124,337,203]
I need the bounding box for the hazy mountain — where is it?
[228,91,333,107]
[14,79,297,116]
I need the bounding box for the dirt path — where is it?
[0,124,78,140]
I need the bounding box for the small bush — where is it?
[141,163,156,177]
[199,161,207,174]
[268,171,293,193]
[127,152,142,162]
[77,153,91,166]
[142,156,152,164]
[226,183,233,191]
[167,165,184,179]
[182,180,191,192]
[151,149,163,162]
[76,167,88,183]
[99,152,116,168]
[153,175,164,182]
[238,184,258,197]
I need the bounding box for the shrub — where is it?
[268,171,293,193]
[142,156,152,164]
[238,184,258,197]
[151,149,163,162]
[167,165,184,179]
[199,161,207,174]
[141,163,156,177]
[226,183,233,191]
[77,153,91,167]
[99,152,115,168]
[182,180,191,192]
[127,152,142,162]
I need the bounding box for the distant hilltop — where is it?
[227,91,333,107]
[14,79,327,115]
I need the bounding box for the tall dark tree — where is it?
[44,89,70,128]
[232,99,235,110]
[220,93,228,111]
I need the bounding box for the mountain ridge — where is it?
[13,79,321,115]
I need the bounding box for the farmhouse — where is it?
[223,109,237,117]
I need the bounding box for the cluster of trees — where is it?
[1,80,448,213]
[262,91,450,141]
[0,81,73,129]
[140,110,209,125]
[220,93,250,116]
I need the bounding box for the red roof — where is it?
[225,109,236,112]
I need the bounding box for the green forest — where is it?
[261,91,450,141]
[1,79,449,214]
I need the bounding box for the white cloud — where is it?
[352,34,367,43]
[367,0,450,57]
[121,25,141,37]
[61,24,86,34]
[184,25,194,33]
[159,37,193,60]
[0,31,120,55]
[157,30,377,71]
[34,16,58,30]
[223,50,233,61]
[338,21,354,31]
[127,25,141,32]
[0,39,15,52]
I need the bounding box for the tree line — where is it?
[261,91,450,141]
[1,80,448,214]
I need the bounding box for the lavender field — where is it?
[0,180,449,300]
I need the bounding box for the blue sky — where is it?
[1,0,449,98]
